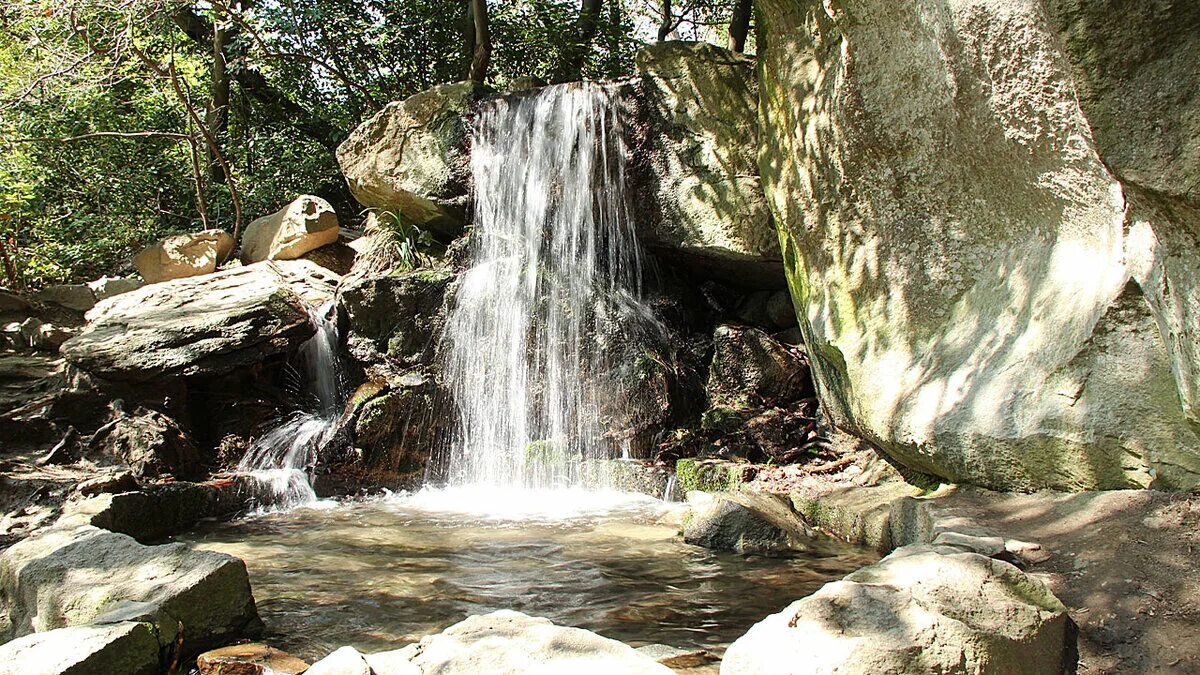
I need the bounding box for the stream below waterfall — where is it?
[178,489,876,663]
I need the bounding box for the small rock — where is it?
[196,643,310,675]
[683,495,790,555]
[0,289,31,313]
[77,471,141,497]
[18,317,42,349]
[240,195,340,264]
[635,644,716,669]
[306,646,373,675]
[37,324,76,352]
[87,275,143,301]
[133,229,234,284]
[34,283,96,311]
[89,407,202,479]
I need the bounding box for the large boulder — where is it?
[337,82,491,235]
[626,41,782,287]
[756,0,1200,490]
[722,544,1076,674]
[0,622,160,675]
[362,611,672,674]
[240,195,340,264]
[61,261,336,382]
[133,229,234,284]
[339,267,453,370]
[0,525,262,653]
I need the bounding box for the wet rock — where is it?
[366,610,672,674]
[0,525,261,652]
[339,268,453,369]
[0,621,159,675]
[196,643,310,675]
[635,644,716,669]
[62,262,325,382]
[240,195,340,264]
[682,491,811,555]
[88,406,202,478]
[59,478,262,542]
[626,41,782,287]
[722,544,1077,674]
[757,0,1200,490]
[133,229,234,284]
[337,82,492,236]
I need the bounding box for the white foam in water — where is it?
[388,485,669,522]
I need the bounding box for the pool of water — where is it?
[178,487,876,661]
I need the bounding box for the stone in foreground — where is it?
[337,82,491,235]
[361,610,672,674]
[721,544,1076,674]
[240,195,340,263]
[196,643,310,675]
[133,229,234,284]
[0,622,159,675]
[0,525,261,653]
[61,261,335,382]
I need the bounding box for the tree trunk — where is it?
[173,6,346,152]
[468,0,491,84]
[554,0,603,83]
[727,0,752,53]
[658,0,672,41]
[207,1,233,182]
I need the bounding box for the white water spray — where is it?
[442,83,652,490]
[238,300,342,508]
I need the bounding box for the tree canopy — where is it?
[0,0,754,287]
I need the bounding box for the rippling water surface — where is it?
[179,488,876,661]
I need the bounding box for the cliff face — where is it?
[756,0,1200,490]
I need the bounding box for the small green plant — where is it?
[358,209,435,274]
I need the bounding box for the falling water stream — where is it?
[443,83,650,489]
[236,300,342,509]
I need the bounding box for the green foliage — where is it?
[359,209,435,274]
[0,0,747,287]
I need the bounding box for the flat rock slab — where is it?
[61,261,336,382]
[0,525,261,653]
[196,642,310,675]
[0,621,160,675]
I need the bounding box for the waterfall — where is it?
[238,300,343,508]
[442,83,651,490]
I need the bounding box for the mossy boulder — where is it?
[756,0,1200,491]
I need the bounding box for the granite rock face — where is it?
[336,82,491,236]
[626,41,783,287]
[756,0,1200,490]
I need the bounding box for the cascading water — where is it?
[238,300,343,508]
[442,83,652,490]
